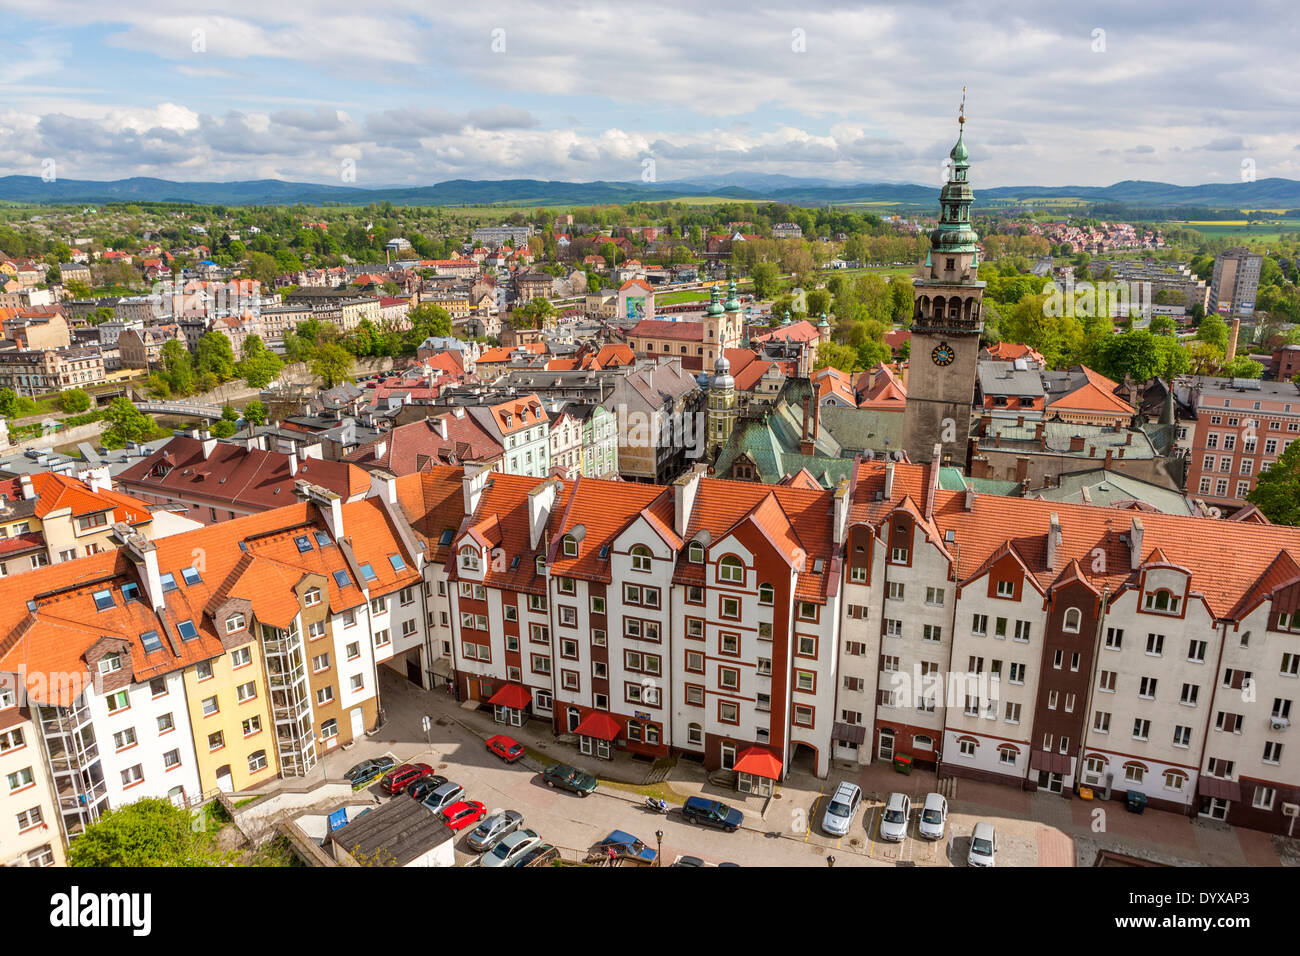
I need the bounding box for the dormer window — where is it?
[98,653,122,675]
[535,555,546,575]
[718,555,744,584]
[225,613,245,634]
[996,580,1014,598]
[563,536,578,557]
[1063,608,1082,633]
[687,541,704,564]
[1144,589,1180,614]
[460,547,480,572]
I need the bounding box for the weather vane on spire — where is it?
[958,86,966,126]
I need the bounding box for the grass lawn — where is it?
[596,777,684,803]
[657,289,710,304]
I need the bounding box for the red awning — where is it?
[487,683,532,710]
[573,710,621,741]
[1030,749,1073,775]
[1197,776,1243,802]
[734,746,783,780]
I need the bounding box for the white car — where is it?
[879,792,911,842]
[480,828,541,868]
[918,793,948,840]
[968,822,997,867]
[821,782,863,837]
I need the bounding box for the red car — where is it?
[381,762,435,795]
[486,734,526,763]
[441,800,487,831]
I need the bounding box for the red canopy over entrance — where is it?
[573,710,621,741]
[734,746,782,779]
[487,683,532,710]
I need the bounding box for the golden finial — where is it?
[958,86,966,126]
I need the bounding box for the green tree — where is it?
[101,398,155,449]
[67,798,233,867]
[1248,439,1300,525]
[0,387,17,418]
[243,400,268,433]
[160,339,194,396]
[750,261,780,299]
[59,388,92,413]
[195,332,237,381]
[1221,356,1265,379]
[1197,313,1229,350]
[239,335,284,389]
[311,343,355,388]
[813,341,862,373]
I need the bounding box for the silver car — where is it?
[821,782,863,836]
[918,793,948,840]
[969,821,997,867]
[420,781,464,815]
[467,810,524,853]
[480,828,541,868]
[879,792,911,843]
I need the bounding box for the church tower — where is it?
[707,353,737,457]
[901,95,986,466]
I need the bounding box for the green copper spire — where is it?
[705,285,724,317]
[724,279,741,313]
[930,91,979,256]
[817,312,830,328]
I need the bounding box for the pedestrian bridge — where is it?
[132,401,225,419]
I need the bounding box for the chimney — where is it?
[462,462,491,515]
[115,522,164,611]
[964,486,976,511]
[884,462,895,500]
[288,450,298,476]
[674,463,706,537]
[1016,415,1024,428]
[368,468,398,505]
[1034,421,1045,446]
[1046,512,1062,571]
[1104,448,1113,468]
[527,477,561,550]
[18,474,34,501]
[812,396,820,441]
[434,415,448,441]
[1226,318,1241,363]
[201,436,218,459]
[1069,434,1085,453]
[800,395,813,455]
[374,438,387,462]
[1124,431,1133,446]
[294,481,344,539]
[1129,515,1144,570]
[832,477,850,545]
[1015,456,1029,483]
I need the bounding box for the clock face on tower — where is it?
[931,342,956,367]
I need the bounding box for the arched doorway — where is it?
[790,742,818,776]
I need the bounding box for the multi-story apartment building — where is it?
[1209,247,1263,317]
[0,700,63,867]
[0,478,425,861]
[1181,376,1300,513]
[0,347,106,393]
[466,395,550,480]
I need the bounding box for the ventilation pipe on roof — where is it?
[832,477,850,545]
[114,520,164,612]
[674,463,707,538]
[294,481,344,540]
[201,435,218,459]
[1129,515,1144,570]
[1047,512,1062,571]
[884,462,895,500]
[368,469,398,505]
[527,477,562,551]
[18,474,34,501]
[463,461,492,515]
[434,416,448,441]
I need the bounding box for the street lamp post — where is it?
[656,829,663,868]
[827,855,836,868]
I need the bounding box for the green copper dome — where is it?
[949,130,969,164]
[705,285,724,317]
[724,280,741,313]
[817,312,830,328]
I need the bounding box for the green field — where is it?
[1165,219,1300,241]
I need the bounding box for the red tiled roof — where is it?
[629,319,703,342]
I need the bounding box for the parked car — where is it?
[381,763,435,795]
[441,800,487,831]
[968,822,997,867]
[682,796,743,832]
[467,810,525,853]
[918,793,948,841]
[420,781,465,814]
[345,756,396,790]
[542,763,597,797]
[511,843,558,867]
[407,775,449,802]
[596,830,657,864]
[480,828,541,867]
[821,781,863,837]
[879,792,912,842]
[672,855,706,867]
[486,734,526,763]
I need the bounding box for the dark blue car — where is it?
[596,830,658,863]
[682,796,743,832]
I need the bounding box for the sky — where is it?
[0,0,1297,189]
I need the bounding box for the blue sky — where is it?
[1,1,1297,188]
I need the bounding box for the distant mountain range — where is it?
[2,173,1299,209]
